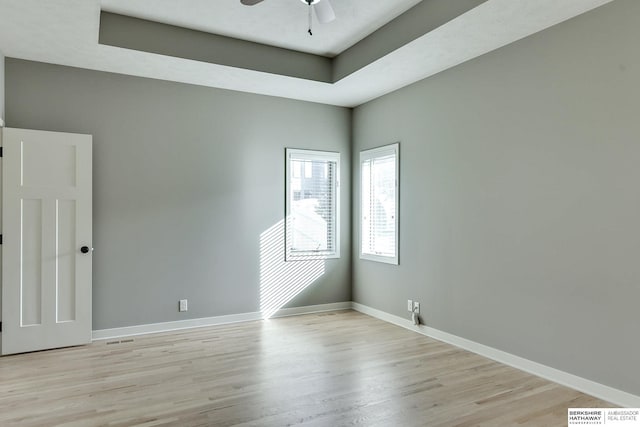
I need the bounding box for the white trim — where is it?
[359,142,399,265]
[92,302,351,341]
[360,143,398,162]
[285,147,341,261]
[351,302,640,408]
[287,148,341,162]
[271,302,351,317]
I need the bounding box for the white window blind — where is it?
[286,149,340,260]
[360,143,399,264]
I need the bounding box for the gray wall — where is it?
[5,59,352,330]
[352,0,640,396]
[333,0,486,82]
[99,12,333,83]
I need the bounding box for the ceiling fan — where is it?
[240,0,336,36]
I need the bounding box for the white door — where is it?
[2,128,92,355]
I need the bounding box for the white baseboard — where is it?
[351,302,640,408]
[270,302,352,318]
[92,302,351,341]
[92,300,639,407]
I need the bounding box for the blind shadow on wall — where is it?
[259,219,325,319]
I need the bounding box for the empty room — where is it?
[0,0,639,425]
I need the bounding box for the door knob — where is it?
[80,246,92,254]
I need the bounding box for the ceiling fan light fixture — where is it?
[240,0,334,34]
[314,0,336,24]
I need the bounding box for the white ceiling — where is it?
[101,0,423,57]
[0,0,615,108]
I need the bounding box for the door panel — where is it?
[22,141,77,188]
[21,198,43,326]
[57,199,77,322]
[2,127,92,355]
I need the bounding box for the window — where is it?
[360,143,399,264]
[286,149,340,260]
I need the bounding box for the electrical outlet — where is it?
[407,299,413,312]
[413,301,420,314]
[179,299,188,312]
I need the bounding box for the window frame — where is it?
[285,148,341,261]
[359,143,399,265]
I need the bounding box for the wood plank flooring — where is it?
[0,310,614,426]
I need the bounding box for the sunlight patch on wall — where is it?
[260,219,325,319]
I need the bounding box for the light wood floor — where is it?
[0,310,613,426]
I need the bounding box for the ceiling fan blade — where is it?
[314,0,335,24]
[240,0,264,5]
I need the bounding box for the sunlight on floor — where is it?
[259,219,325,319]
